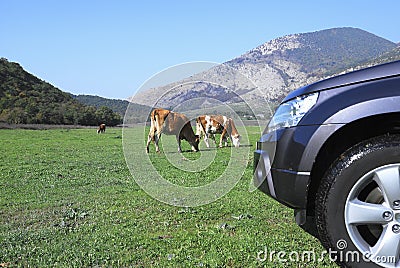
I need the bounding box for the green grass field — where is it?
[0,127,337,267]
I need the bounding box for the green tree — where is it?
[78,106,97,126]
[95,106,121,126]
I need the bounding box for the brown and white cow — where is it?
[97,123,106,133]
[146,108,200,153]
[196,115,240,148]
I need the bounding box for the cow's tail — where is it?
[152,110,158,122]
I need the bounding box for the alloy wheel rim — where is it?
[345,164,400,267]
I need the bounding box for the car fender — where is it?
[298,94,400,172]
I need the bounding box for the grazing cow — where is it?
[196,115,240,148]
[146,108,200,153]
[97,123,106,133]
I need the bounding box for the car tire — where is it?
[316,134,400,268]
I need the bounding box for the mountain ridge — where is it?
[237,27,395,73]
[130,27,398,118]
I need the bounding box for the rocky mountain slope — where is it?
[130,27,397,118]
[342,44,400,72]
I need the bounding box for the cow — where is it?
[196,115,240,148]
[146,108,200,153]
[97,123,106,133]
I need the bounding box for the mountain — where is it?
[236,27,395,75]
[343,44,400,71]
[0,58,121,126]
[72,94,151,123]
[130,27,397,119]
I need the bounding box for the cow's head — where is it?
[191,135,200,152]
[231,134,241,147]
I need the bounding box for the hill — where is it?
[0,58,121,126]
[130,27,397,118]
[72,94,151,123]
[72,94,129,116]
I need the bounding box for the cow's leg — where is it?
[146,123,159,153]
[154,132,161,153]
[204,133,210,148]
[197,126,210,148]
[206,133,216,147]
[195,123,202,137]
[211,134,216,143]
[152,120,164,153]
[223,136,228,147]
[219,129,228,148]
[146,130,154,153]
[176,136,182,153]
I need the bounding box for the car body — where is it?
[254,60,400,267]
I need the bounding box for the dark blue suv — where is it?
[254,60,400,267]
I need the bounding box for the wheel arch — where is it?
[306,112,400,218]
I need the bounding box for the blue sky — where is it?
[1,0,399,100]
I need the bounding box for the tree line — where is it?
[0,58,122,126]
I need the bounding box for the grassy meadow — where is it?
[0,127,336,267]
